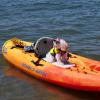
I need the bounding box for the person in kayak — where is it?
[44,38,74,66]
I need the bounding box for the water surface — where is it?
[0,0,100,100]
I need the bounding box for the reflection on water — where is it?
[2,65,100,100]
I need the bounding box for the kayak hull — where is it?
[2,39,100,91]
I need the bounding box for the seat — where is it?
[34,37,53,57]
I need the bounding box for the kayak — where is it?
[2,37,100,91]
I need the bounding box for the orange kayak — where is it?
[2,38,100,91]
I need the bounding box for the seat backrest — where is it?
[34,37,53,57]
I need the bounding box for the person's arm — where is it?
[55,53,64,65]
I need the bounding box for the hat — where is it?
[53,38,68,51]
[59,39,68,51]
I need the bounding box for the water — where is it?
[0,0,100,99]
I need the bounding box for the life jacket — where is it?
[50,48,72,60]
[50,48,60,57]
